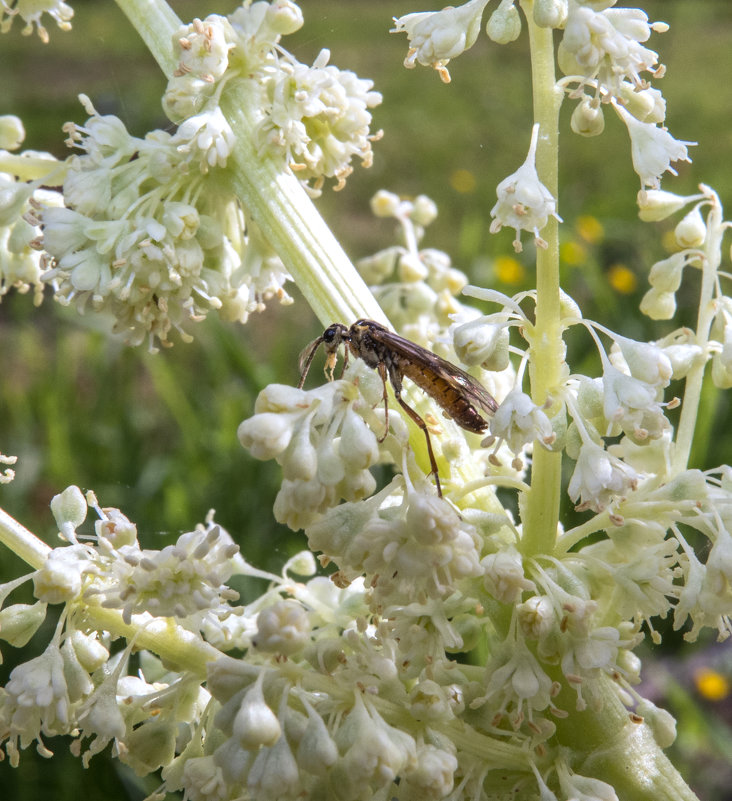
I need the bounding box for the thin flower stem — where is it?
[673,191,723,473]
[518,2,563,557]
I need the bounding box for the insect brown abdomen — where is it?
[401,361,490,434]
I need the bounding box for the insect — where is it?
[298,319,497,496]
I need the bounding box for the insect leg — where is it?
[376,362,390,443]
[392,387,443,498]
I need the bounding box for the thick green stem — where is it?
[220,86,386,327]
[518,2,563,557]
[115,0,384,329]
[553,674,699,801]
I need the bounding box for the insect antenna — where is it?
[297,335,326,389]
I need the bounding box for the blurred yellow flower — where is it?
[560,239,587,266]
[576,215,604,244]
[694,667,730,702]
[450,168,476,193]
[494,254,525,284]
[608,263,638,294]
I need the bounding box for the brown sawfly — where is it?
[298,319,497,496]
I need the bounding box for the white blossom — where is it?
[173,107,236,170]
[614,102,694,189]
[568,440,639,512]
[556,761,619,801]
[33,546,88,604]
[258,48,381,192]
[392,0,489,83]
[601,364,669,441]
[559,2,666,98]
[490,124,561,252]
[674,206,706,248]
[490,389,556,453]
[0,643,72,749]
[486,0,522,44]
[90,524,240,625]
[637,188,695,221]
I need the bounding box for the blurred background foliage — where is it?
[0,0,731,798]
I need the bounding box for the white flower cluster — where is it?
[358,190,508,366]
[4,452,732,798]
[165,3,382,196]
[0,116,61,307]
[237,367,387,531]
[392,1,693,191]
[256,47,382,193]
[0,0,72,43]
[556,1,694,188]
[38,92,291,349]
[12,1,380,346]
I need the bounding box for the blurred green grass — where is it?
[1,1,732,799]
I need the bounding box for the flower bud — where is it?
[255,600,310,655]
[0,602,47,647]
[533,0,567,29]
[238,411,296,460]
[570,97,605,137]
[266,0,304,35]
[663,343,702,379]
[674,206,706,248]
[296,703,338,775]
[357,247,399,284]
[486,0,521,43]
[410,194,438,227]
[50,485,87,542]
[452,317,509,370]
[0,115,25,150]
[233,675,282,749]
[370,189,401,218]
[620,85,666,124]
[339,408,379,469]
[640,287,676,320]
[398,252,429,282]
[636,699,677,748]
[282,421,318,481]
[122,717,177,774]
[283,550,317,576]
[614,336,672,385]
[69,629,109,672]
[648,252,685,292]
[637,189,691,221]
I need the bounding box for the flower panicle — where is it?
[5,2,381,347]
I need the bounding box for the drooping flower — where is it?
[614,102,694,189]
[490,124,561,253]
[568,440,639,512]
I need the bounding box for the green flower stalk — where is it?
[0,2,730,800]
